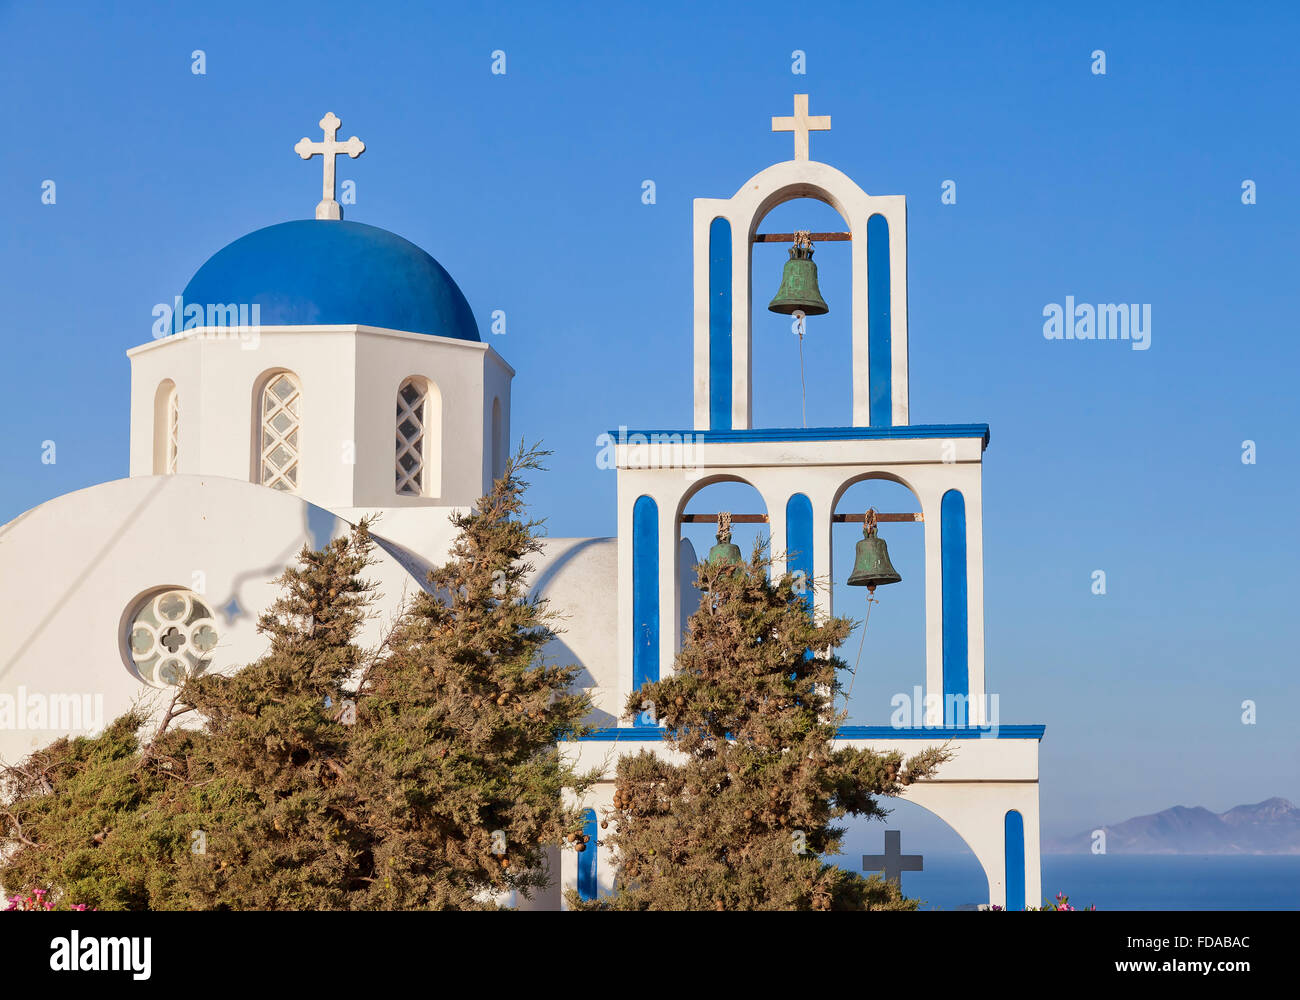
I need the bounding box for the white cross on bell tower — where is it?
[294,112,365,220]
[771,93,831,161]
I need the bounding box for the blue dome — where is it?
[182,220,480,341]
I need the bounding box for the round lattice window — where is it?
[126,589,219,688]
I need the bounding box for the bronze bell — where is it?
[847,513,901,592]
[707,513,743,567]
[768,233,829,316]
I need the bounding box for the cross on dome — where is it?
[294,112,365,220]
[771,94,831,161]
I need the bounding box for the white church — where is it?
[0,101,1045,910]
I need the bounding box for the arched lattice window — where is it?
[165,388,180,474]
[396,377,428,496]
[153,379,178,475]
[259,371,301,491]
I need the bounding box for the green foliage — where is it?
[345,443,594,908]
[1031,893,1095,911]
[0,712,197,910]
[164,521,380,909]
[572,545,949,911]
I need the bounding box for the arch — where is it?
[829,468,924,517]
[676,475,772,650]
[673,471,769,526]
[750,192,854,431]
[941,489,968,721]
[152,379,178,475]
[253,369,302,492]
[748,175,858,237]
[396,376,441,497]
[831,474,926,721]
[490,396,504,482]
[675,473,773,583]
[1004,810,1026,911]
[853,796,992,908]
[897,782,1024,910]
[632,495,659,715]
[576,807,598,902]
[675,473,775,567]
[693,158,909,429]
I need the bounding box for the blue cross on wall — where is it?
[862,829,923,886]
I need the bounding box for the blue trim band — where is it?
[632,495,659,720]
[835,725,1045,740]
[708,217,732,430]
[1005,810,1026,911]
[572,724,1045,742]
[607,424,990,448]
[867,213,892,426]
[941,489,969,723]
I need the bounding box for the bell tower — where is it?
[692,94,910,430]
[619,94,982,716]
[588,95,1045,910]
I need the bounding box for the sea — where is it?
[905,853,1300,911]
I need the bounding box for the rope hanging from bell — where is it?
[844,509,903,706]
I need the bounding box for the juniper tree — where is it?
[574,546,949,911]
[0,523,380,910]
[166,521,379,909]
[345,444,594,909]
[0,710,198,910]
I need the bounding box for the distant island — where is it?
[1047,798,1300,854]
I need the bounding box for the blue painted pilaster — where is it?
[632,495,659,720]
[867,213,892,426]
[785,493,814,612]
[708,217,732,430]
[941,489,969,723]
[1005,810,1026,911]
[577,807,598,901]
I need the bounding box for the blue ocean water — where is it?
[901,853,1300,911]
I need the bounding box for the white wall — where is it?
[0,475,423,766]
[128,325,514,511]
[562,732,1042,909]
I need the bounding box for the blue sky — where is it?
[1,0,1297,846]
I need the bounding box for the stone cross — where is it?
[862,830,923,885]
[294,112,365,220]
[772,94,831,161]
